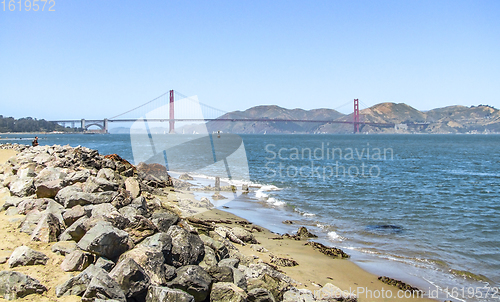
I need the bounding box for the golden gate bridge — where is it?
[49,90,414,134]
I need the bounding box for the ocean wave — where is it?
[327,231,345,242]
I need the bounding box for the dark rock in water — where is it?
[305,241,349,259]
[0,270,47,300]
[81,268,127,302]
[95,257,115,272]
[167,226,205,267]
[210,282,247,302]
[109,258,150,300]
[295,226,318,239]
[211,192,227,200]
[282,220,293,225]
[77,221,130,260]
[8,246,49,268]
[146,286,195,302]
[168,265,213,302]
[61,250,95,272]
[366,224,403,234]
[247,287,276,302]
[378,276,422,296]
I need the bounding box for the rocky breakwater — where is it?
[0,143,357,302]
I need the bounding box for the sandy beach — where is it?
[0,147,436,302]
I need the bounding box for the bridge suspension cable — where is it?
[109,91,169,120]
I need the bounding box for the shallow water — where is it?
[2,133,499,301]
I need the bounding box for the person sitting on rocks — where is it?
[32,136,39,147]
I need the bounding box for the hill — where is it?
[181,103,500,134]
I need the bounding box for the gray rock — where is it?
[210,282,247,302]
[207,265,234,283]
[168,265,213,302]
[1,196,23,211]
[77,221,130,260]
[146,286,195,302]
[55,185,119,208]
[61,250,95,272]
[56,264,100,297]
[109,258,150,300]
[118,205,140,221]
[65,169,91,185]
[16,198,51,215]
[59,216,96,242]
[9,178,35,197]
[218,258,240,269]
[30,212,62,242]
[123,215,157,244]
[97,168,121,183]
[63,204,86,226]
[125,177,141,199]
[167,226,205,267]
[81,268,127,302]
[119,245,175,285]
[200,234,230,261]
[199,246,218,270]
[0,270,47,300]
[231,226,258,244]
[247,288,276,302]
[151,211,179,232]
[35,177,64,198]
[4,207,19,216]
[8,246,49,268]
[83,176,119,193]
[95,257,115,272]
[51,241,78,255]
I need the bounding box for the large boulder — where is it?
[19,209,43,234]
[51,240,78,256]
[56,264,100,297]
[8,246,49,268]
[168,265,213,302]
[247,288,276,302]
[151,211,179,232]
[55,185,118,208]
[123,215,157,243]
[16,198,51,215]
[30,212,62,242]
[146,286,195,302]
[81,268,127,302]
[210,282,247,302]
[200,234,230,261]
[231,226,258,244]
[83,176,119,193]
[167,226,205,267]
[33,167,67,198]
[119,245,175,285]
[61,250,95,272]
[63,204,87,226]
[125,177,141,199]
[109,258,150,300]
[77,221,130,260]
[9,178,35,197]
[59,216,95,242]
[0,271,47,300]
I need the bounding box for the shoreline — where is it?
[0,144,437,301]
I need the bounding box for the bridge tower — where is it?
[353,99,360,133]
[169,90,175,133]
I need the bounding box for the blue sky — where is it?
[1,0,499,120]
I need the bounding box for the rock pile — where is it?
[0,144,356,301]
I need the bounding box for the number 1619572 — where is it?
[2,0,55,11]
